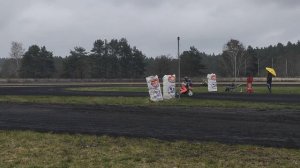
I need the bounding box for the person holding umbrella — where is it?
[265,67,276,93]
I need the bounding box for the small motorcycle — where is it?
[180,82,193,96]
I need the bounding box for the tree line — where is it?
[206,39,300,77]
[1,38,300,78]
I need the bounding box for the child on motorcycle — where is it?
[180,76,193,96]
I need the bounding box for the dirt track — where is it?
[0,85,300,148]
[0,103,299,148]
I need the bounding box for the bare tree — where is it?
[10,41,24,77]
[222,39,246,79]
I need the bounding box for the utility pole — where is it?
[244,59,247,76]
[286,59,288,77]
[234,51,237,83]
[177,37,180,99]
[257,59,260,76]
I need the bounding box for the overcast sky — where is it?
[1,0,300,58]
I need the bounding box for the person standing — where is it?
[266,72,273,93]
[247,74,254,94]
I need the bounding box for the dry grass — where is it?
[0,131,299,168]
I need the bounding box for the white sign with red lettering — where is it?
[162,74,176,99]
[207,73,217,92]
[146,75,163,101]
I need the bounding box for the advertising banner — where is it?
[146,75,163,101]
[207,73,217,92]
[162,74,176,99]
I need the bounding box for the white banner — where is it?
[146,75,163,101]
[162,74,176,99]
[207,73,217,92]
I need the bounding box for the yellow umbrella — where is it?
[265,67,276,76]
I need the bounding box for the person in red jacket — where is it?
[180,76,193,96]
[247,74,254,94]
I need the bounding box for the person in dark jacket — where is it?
[266,72,273,93]
[184,76,192,88]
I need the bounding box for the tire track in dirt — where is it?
[0,103,299,148]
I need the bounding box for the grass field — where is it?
[1,85,300,167]
[1,130,300,168]
[31,85,300,110]
[0,95,300,110]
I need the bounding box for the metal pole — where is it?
[286,59,288,77]
[177,37,180,99]
[245,58,247,76]
[257,59,260,76]
[234,52,236,84]
[272,57,273,68]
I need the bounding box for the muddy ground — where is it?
[0,85,300,148]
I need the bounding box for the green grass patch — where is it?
[67,87,148,92]
[0,130,299,167]
[0,95,299,110]
[251,86,300,94]
[0,96,149,106]
[67,86,300,94]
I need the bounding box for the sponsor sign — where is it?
[146,75,163,101]
[162,74,176,99]
[207,73,217,92]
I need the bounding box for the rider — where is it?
[183,76,192,90]
[179,76,193,95]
